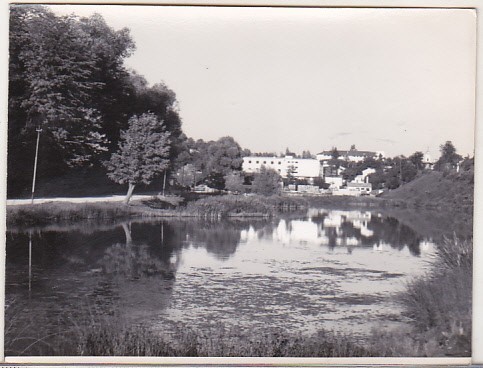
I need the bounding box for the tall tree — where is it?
[204,136,244,176]
[224,172,245,193]
[329,147,342,170]
[8,6,186,198]
[105,113,170,204]
[251,167,281,196]
[8,5,137,195]
[174,164,202,188]
[409,151,424,171]
[435,141,462,170]
[330,147,340,160]
[301,150,313,159]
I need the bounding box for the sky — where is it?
[47,5,477,159]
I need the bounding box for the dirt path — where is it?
[6,195,154,206]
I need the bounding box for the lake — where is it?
[5,207,440,355]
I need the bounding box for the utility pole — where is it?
[31,127,42,204]
[162,170,167,197]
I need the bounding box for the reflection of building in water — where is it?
[318,210,373,240]
[240,226,258,242]
[273,220,321,244]
[238,209,432,255]
[420,240,436,255]
[373,241,390,252]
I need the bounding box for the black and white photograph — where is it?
[3,2,478,360]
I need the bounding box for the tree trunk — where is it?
[122,222,132,245]
[124,183,135,204]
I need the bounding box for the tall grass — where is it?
[6,318,375,357]
[77,325,366,357]
[398,236,472,356]
[185,195,307,218]
[5,293,374,357]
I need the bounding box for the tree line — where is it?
[329,141,472,191]
[8,5,182,198]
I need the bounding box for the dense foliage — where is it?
[251,167,282,195]
[8,5,182,197]
[105,113,171,203]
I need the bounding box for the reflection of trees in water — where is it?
[99,223,178,280]
[310,210,423,255]
[100,243,176,279]
[310,212,328,226]
[365,216,422,256]
[256,224,276,241]
[326,227,338,250]
[185,220,252,260]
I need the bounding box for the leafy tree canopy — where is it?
[251,166,281,196]
[8,6,184,197]
[105,113,170,203]
[9,5,135,165]
[224,172,245,193]
[409,151,425,171]
[435,141,462,170]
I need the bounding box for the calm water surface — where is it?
[6,208,439,354]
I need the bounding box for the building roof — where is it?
[317,150,377,157]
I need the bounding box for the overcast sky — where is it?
[47,5,476,159]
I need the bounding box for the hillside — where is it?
[382,170,474,214]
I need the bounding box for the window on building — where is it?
[256,161,259,164]
[278,161,281,165]
[248,161,252,163]
[271,161,274,164]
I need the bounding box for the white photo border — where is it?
[0,0,480,365]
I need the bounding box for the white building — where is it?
[324,176,344,189]
[332,182,372,196]
[242,155,322,178]
[347,182,372,193]
[353,168,376,183]
[423,152,434,170]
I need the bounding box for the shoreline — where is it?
[6,193,472,229]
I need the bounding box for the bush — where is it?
[251,167,281,196]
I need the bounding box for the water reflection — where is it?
[100,223,178,280]
[239,210,428,256]
[6,210,436,294]
[6,208,441,355]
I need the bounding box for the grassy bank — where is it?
[5,192,411,228]
[6,201,160,227]
[78,325,375,357]
[6,194,309,227]
[368,236,472,357]
[401,236,472,356]
[4,311,374,357]
[382,170,474,213]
